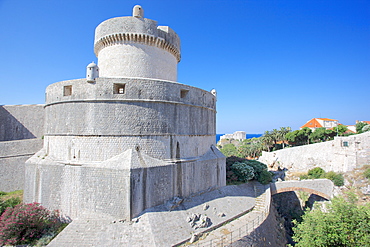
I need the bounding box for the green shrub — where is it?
[299,174,309,180]
[231,162,255,182]
[324,171,344,186]
[0,203,65,246]
[226,156,249,183]
[257,170,273,185]
[226,157,271,184]
[244,160,268,179]
[307,167,325,179]
[292,193,370,246]
[0,197,21,216]
[364,168,370,179]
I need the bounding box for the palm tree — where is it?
[279,127,291,149]
[261,131,273,152]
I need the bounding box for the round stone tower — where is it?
[94,5,180,81]
[25,6,225,221]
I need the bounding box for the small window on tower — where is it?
[63,85,72,96]
[114,83,126,94]
[180,89,189,98]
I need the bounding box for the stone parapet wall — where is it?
[45,78,215,109]
[0,139,43,192]
[0,105,44,141]
[0,139,43,158]
[95,17,179,48]
[94,16,180,80]
[259,132,370,172]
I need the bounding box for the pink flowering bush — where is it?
[0,202,64,245]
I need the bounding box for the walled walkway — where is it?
[187,183,270,246]
[187,179,334,246]
[48,179,333,246]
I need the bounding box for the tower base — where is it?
[24,146,225,220]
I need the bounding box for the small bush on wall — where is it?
[299,168,344,187]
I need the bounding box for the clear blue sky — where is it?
[0,0,369,134]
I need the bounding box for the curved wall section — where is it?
[94,16,180,80]
[97,44,177,81]
[44,77,216,161]
[45,102,214,135]
[44,135,215,162]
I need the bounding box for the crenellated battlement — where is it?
[94,32,181,62]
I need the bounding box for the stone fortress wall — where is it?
[43,77,216,162]
[0,105,44,141]
[259,131,370,173]
[220,131,246,141]
[0,105,44,192]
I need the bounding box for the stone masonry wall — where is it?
[0,104,44,191]
[0,139,43,192]
[259,132,370,172]
[25,146,226,220]
[0,105,44,141]
[94,16,180,81]
[43,77,216,161]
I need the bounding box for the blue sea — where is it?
[216,133,262,143]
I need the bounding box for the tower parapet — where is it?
[94,5,180,81]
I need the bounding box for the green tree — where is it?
[293,194,370,246]
[333,125,348,136]
[286,128,312,146]
[356,122,369,133]
[279,127,291,148]
[362,125,370,133]
[238,140,264,158]
[261,131,273,152]
[220,143,238,157]
[309,127,323,143]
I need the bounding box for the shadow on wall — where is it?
[0,106,36,141]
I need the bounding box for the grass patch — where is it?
[0,190,23,201]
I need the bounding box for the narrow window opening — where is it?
[343,141,349,147]
[63,85,72,96]
[180,89,189,98]
[114,83,126,94]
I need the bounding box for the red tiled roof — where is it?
[316,118,338,121]
[301,118,322,129]
[300,118,339,129]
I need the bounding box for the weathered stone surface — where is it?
[259,132,370,172]
[270,179,334,199]
[48,183,256,247]
[0,105,44,141]
[0,139,42,192]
